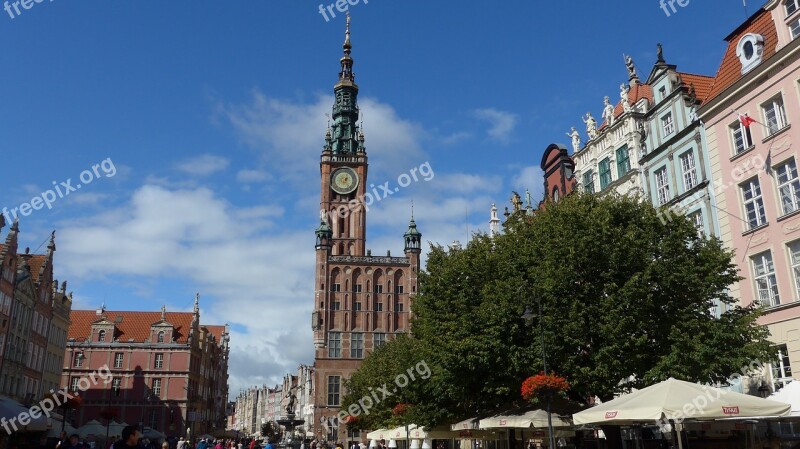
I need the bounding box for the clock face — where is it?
[331,167,359,195]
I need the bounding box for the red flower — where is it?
[392,403,411,416]
[343,415,358,425]
[521,373,569,401]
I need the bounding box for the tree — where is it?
[261,421,280,441]
[342,335,433,430]
[403,193,772,425]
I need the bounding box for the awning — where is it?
[479,410,571,429]
[572,378,792,425]
[366,429,390,440]
[450,418,479,432]
[0,396,48,432]
[771,381,800,416]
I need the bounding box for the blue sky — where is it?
[0,0,755,392]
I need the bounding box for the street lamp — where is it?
[520,286,556,449]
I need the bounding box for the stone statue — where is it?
[602,96,615,127]
[285,386,297,416]
[657,43,665,63]
[620,83,632,113]
[638,121,648,154]
[566,126,581,153]
[688,83,697,102]
[625,54,637,80]
[583,112,598,140]
[511,191,523,211]
[525,189,532,209]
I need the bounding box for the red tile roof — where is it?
[204,325,226,341]
[678,72,716,103]
[705,9,778,103]
[26,255,48,283]
[599,83,654,129]
[69,310,195,343]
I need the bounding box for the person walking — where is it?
[112,426,143,449]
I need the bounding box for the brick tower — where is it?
[310,15,422,443]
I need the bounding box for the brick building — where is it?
[62,297,230,438]
[0,222,72,404]
[310,16,422,442]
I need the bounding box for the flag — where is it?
[740,114,756,128]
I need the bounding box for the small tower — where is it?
[489,204,501,237]
[403,213,422,255]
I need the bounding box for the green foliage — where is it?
[342,192,773,428]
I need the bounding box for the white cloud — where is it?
[55,184,314,392]
[176,154,230,176]
[217,91,427,182]
[510,165,545,202]
[236,169,271,183]
[472,108,518,143]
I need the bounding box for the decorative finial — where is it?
[343,12,351,52]
[411,200,415,221]
[161,305,166,321]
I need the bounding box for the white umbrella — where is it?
[450,418,478,431]
[771,381,800,416]
[479,410,571,429]
[143,427,166,439]
[78,420,108,438]
[572,378,792,425]
[107,421,128,437]
[47,419,77,438]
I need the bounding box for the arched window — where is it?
[553,188,560,202]
[98,330,106,342]
[157,331,165,343]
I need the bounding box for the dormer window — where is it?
[98,330,106,342]
[157,331,165,343]
[736,34,765,74]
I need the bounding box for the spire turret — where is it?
[325,13,365,156]
[404,207,422,253]
[489,204,501,237]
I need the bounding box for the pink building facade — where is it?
[699,0,800,387]
[62,298,230,438]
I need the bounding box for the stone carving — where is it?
[567,126,582,153]
[657,43,665,64]
[602,96,615,127]
[583,112,598,140]
[621,83,632,113]
[329,255,409,264]
[511,191,523,211]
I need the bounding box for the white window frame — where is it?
[655,167,671,205]
[753,251,780,307]
[350,333,363,359]
[662,113,675,136]
[152,378,162,398]
[327,332,341,358]
[680,151,698,191]
[787,0,800,16]
[773,344,793,388]
[327,376,341,406]
[731,120,754,154]
[777,159,800,215]
[763,95,788,135]
[791,17,800,39]
[742,177,767,229]
[114,352,124,369]
[373,333,386,348]
[789,240,800,300]
[154,353,164,369]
